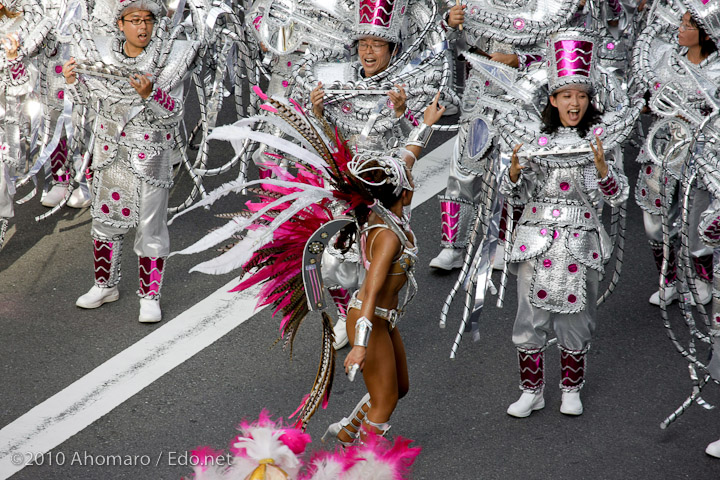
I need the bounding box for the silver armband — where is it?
[406,122,433,148]
[354,316,373,347]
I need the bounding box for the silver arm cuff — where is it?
[406,122,433,149]
[354,316,373,347]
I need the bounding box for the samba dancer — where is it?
[63,0,199,322]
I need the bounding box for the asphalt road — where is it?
[1,86,720,479]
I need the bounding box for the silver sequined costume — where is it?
[0,0,52,221]
[500,131,628,350]
[66,0,198,297]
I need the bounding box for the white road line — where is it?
[0,137,454,479]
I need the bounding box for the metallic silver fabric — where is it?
[91,181,170,258]
[512,260,598,351]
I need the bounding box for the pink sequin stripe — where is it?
[518,349,544,392]
[152,88,176,112]
[404,109,419,127]
[10,61,26,80]
[359,0,395,27]
[440,201,461,243]
[554,40,593,78]
[328,286,352,317]
[703,215,720,241]
[51,138,69,182]
[560,347,586,391]
[598,174,619,196]
[693,255,713,283]
[607,0,622,15]
[94,239,115,285]
[651,243,677,284]
[138,256,165,297]
[521,54,543,68]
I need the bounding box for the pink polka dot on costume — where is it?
[560,182,569,191]
[101,204,110,214]
[112,192,120,201]
[100,124,104,129]
[122,208,130,217]
[646,166,652,175]
[584,212,591,219]
[655,199,661,208]
[654,82,661,90]
[287,61,292,67]
[552,209,561,217]
[341,102,353,114]
[606,42,615,50]
[553,230,559,239]
[715,315,720,323]
[641,189,646,196]
[282,80,289,88]
[574,232,579,237]
[138,152,146,160]
[543,259,552,268]
[144,134,150,140]
[532,207,537,213]
[592,252,599,259]
[485,81,490,87]
[568,264,578,273]
[57,90,64,100]
[520,245,527,252]
[121,132,126,137]
[540,228,547,236]
[538,136,548,146]
[568,294,577,303]
[103,145,109,151]
[593,127,604,136]
[537,290,547,299]
[167,134,171,140]
[55,65,63,74]
[400,6,405,13]
[513,18,525,30]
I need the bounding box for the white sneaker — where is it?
[76,285,119,309]
[41,184,68,207]
[560,391,583,416]
[333,317,348,350]
[507,391,545,418]
[706,438,720,458]
[429,248,464,270]
[138,298,162,323]
[649,283,679,306]
[695,280,712,305]
[67,188,91,208]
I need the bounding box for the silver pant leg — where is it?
[0,163,14,218]
[512,261,597,351]
[133,182,170,258]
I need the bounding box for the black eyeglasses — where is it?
[122,16,156,26]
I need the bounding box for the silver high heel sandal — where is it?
[322,392,371,446]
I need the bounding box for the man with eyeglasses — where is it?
[62,0,199,323]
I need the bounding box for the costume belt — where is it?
[519,201,599,229]
[348,290,399,330]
